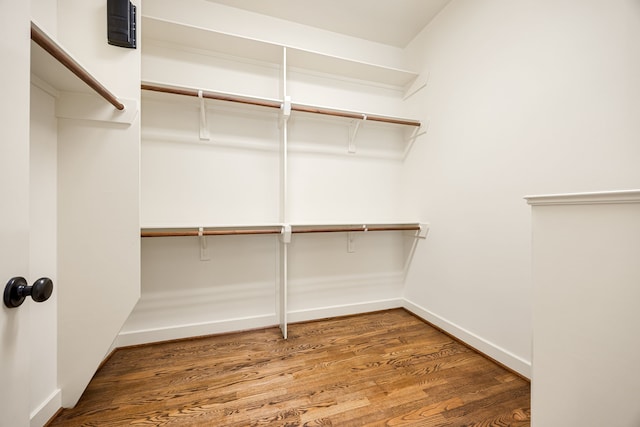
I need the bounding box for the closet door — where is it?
[0,2,32,425]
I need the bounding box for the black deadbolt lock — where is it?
[3,277,53,308]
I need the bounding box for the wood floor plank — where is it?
[49,309,530,426]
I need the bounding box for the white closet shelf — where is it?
[141,82,422,128]
[30,21,125,110]
[140,223,424,238]
[142,16,419,88]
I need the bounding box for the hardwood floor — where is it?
[49,309,530,426]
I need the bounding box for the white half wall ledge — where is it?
[402,299,532,380]
[525,189,640,206]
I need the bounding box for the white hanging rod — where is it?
[141,83,421,128]
[31,22,125,111]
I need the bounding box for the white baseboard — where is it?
[287,298,404,324]
[115,313,278,348]
[31,388,61,427]
[402,299,531,379]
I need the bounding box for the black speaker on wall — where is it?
[107,0,136,49]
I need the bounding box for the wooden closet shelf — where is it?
[141,83,421,128]
[142,17,419,88]
[31,22,125,111]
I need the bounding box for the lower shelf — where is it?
[135,221,428,341]
[140,222,428,238]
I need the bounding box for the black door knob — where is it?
[3,277,54,308]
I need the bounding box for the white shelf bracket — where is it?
[403,121,428,160]
[347,225,367,252]
[279,96,291,129]
[281,224,292,244]
[198,227,211,260]
[347,232,356,253]
[417,223,430,239]
[198,90,210,141]
[348,114,367,154]
[403,71,429,101]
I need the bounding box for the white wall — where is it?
[30,0,56,32]
[125,0,640,385]
[140,96,281,226]
[401,0,640,377]
[287,231,409,322]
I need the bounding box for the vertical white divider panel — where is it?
[279,47,289,339]
[56,0,140,408]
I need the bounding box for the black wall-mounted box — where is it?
[107,0,136,49]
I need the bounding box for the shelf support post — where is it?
[279,224,291,340]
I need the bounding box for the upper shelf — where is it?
[30,21,125,110]
[141,16,419,88]
[141,82,421,128]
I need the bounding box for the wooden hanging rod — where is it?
[292,224,421,234]
[141,83,421,127]
[31,22,125,111]
[141,228,282,238]
[291,104,421,127]
[141,224,421,238]
[141,84,282,110]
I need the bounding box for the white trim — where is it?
[287,298,403,324]
[402,299,531,379]
[525,189,640,206]
[115,314,277,347]
[30,388,61,427]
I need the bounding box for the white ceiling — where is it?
[206,0,452,48]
